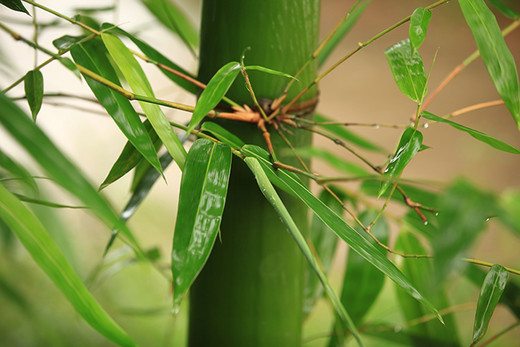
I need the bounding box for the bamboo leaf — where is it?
[58,57,81,78]
[245,65,297,80]
[241,145,444,324]
[459,0,520,129]
[52,34,87,51]
[244,157,364,347]
[304,189,344,317]
[24,69,43,122]
[0,94,143,256]
[188,62,241,134]
[200,121,245,149]
[0,148,38,193]
[0,0,28,14]
[317,0,371,67]
[315,114,384,152]
[102,33,187,170]
[385,38,427,103]
[487,0,519,19]
[172,139,232,310]
[361,179,437,208]
[295,146,367,176]
[0,184,136,346]
[379,128,423,198]
[421,111,520,154]
[70,39,163,178]
[409,8,432,50]
[101,23,199,95]
[499,190,520,236]
[472,265,509,345]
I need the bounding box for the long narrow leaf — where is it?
[102,33,187,170]
[385,38,427,103]
[459,0,520,128]
[0,148,38,193]
[0,94,143,255]
[188,62,241,134]
[379,128,423,198]
[172,139,232,310]
[0,0,29,14]
[0,184,136,346]
[487,0,519,19]
[200,121,245,149]
[422,112,520,154]
[241,145,443,323]
[295,146,367,176]
[244,157,363,347]
[499,190,520,237]
[472,265,509,345]
[70,39,163,177]
[24,69,43,121]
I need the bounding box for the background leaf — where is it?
[472,265,509,345]
[459,0,520,129]
[0,0,29,14]
[24,69,43,121]
[200,121,245,149]
[172,139,232,310]
[409,8,432,50]
[0,148,38,193]
[294,147,368,176]
[487,0,520,19]
[385,38,427,103]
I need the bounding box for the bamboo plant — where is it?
[0,0,519,346]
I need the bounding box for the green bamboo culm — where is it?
[189,0,320,346]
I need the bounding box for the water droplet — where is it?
[435,212,439,216]
[423,221,429,226]
[424,123,429,128]
[485,217,490,222]
[394,326,402,333]
[373,124,380,129]
[171,306,180,315]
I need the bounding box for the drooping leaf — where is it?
[245,65,296,80]
[101,23,199,95]
[498,190,520,236]
[0,148,38,193]
[315,114,384,152]
[0,184,136,346]
[361,179,437,208]
[487,0,520,19]
[70,39,163,178]
[0,0,29,14]
[295,146,368,176]
[241,145,443,324]
[99,120,160,190]
[394,231,460,347]
[140,0,198,53]
[52,34,88,51]
[433,180,496,283]
[58,57,81,78]
[379,128,423,198]
[328,211,389,347]
[172,139,232,310]
[245,157,363,347]
[304,189,344,317]
[24,69,43,121]
[421,112,520,154]
[409,8,432,50]
[188,62,241,134]
[459,0,520,129]
[200,121,245,149]
[102,33,187,170]
[385,38,427,103]
[0,94,143,255]
[472,265,509,345]
[317,0,371,67]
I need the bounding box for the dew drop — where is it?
[373,124,380,129]
[485,217,490,222]
[394,326,402,333]
[424,123,429,128]
[171,306,180,315]
[423,221,429,226]
[435,212,439,216]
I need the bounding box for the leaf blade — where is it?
[24,69,43,121]
[409,8,432,50]
[0,0,29,14]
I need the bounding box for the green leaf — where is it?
[102,33,187,170]
[58,57,81,78]
[140,0,198,53]
[0,184,136,346]
[188,62,241,134]
[245,65,297,80]
[52,34,87,51]
[409,8,432,50]
[0,148,38,193]
[99,120,160,190]
[379,128,423,198]
[487,0,520,19]
[70,39,164,179]
[433,180,496,282]
[317,0,371,67]
[172,139,232,310]
[304,189,344,317]
[200,121,245,149]
[385,38,427,103]
[459,0,520,129]
[24,69,43,121]
[0,0,29,14]
[0,94,143,256]
[328,210,388,346]
[472,265,509,345]
[241,145,444,324]
[315,114,384,152]
[421,112,520,154]
[244,157,363,347]
[361,179,437,208]
[295,146,367,176]
[101,23,199,95]
[498,190,520,236]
